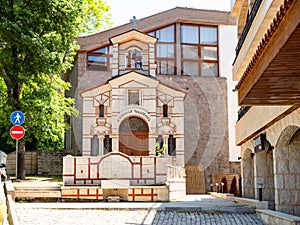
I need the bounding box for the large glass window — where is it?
[181,24,218,76]
[156,26,175,42]
[181,25,198,44]
[87,45,113,71]
[201,46,218,60]
[182,45,198,60]
[149,24,176,75]
[182,61,198,76]
[156,44,174,58]
[157,60,174,75]
[200,27,217,44]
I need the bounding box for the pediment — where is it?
[109,30,157,45]
[119,80,149,88]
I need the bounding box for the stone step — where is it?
[14,186,61,191]
[15,190,61,198]
[107,195,121,202]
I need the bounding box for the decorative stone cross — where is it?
[130,16,138,30]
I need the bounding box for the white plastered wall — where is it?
[219,25,240,162]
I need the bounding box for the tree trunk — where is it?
[17,139,26,179]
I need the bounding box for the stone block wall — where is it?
[6,151,37,175]
[37,150,72,176]
[6,150,71,176]
[211,173,240,194]
[157,75,230,192]
[240,108,300,216]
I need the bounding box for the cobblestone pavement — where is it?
[16,206,265,225]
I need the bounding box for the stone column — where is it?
[99,135,104,155]
[163,135,169,156]
[149,133,157,156]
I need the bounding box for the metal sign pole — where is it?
[15,139,18,180]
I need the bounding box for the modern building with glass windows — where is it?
[64,7,238,200]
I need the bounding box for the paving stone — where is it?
[15,207,266,225]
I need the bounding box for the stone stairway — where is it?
[14,186,61,199]
[13,182,61,200]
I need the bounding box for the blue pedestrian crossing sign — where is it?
[10,111,25,125]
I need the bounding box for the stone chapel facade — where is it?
[64,7,238,198]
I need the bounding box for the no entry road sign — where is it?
[10,125,25,140]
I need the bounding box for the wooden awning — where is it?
[236,0,300,105]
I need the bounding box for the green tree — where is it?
[81,0,112,34]
[0,0,111,179]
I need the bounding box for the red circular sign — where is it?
[10,125,25,140]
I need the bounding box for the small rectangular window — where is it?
[128,90,139,105]
[163,104,168,117]
[103,135,112,154]
[99,105,104,117]
[91,135,99,156]
[168,135,176,156]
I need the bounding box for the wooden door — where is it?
[119,132,149,156]
[119,117,149,156]
[185,165,206,194]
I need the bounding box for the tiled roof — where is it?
[77,7,235,51]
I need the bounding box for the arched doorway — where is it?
[256,148,275,209]
[275,125,300,216]
[119,117,149,156]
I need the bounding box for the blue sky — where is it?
[106,0,232,27]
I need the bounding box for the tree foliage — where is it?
[81,0,112,34]
[0,0,111,177]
